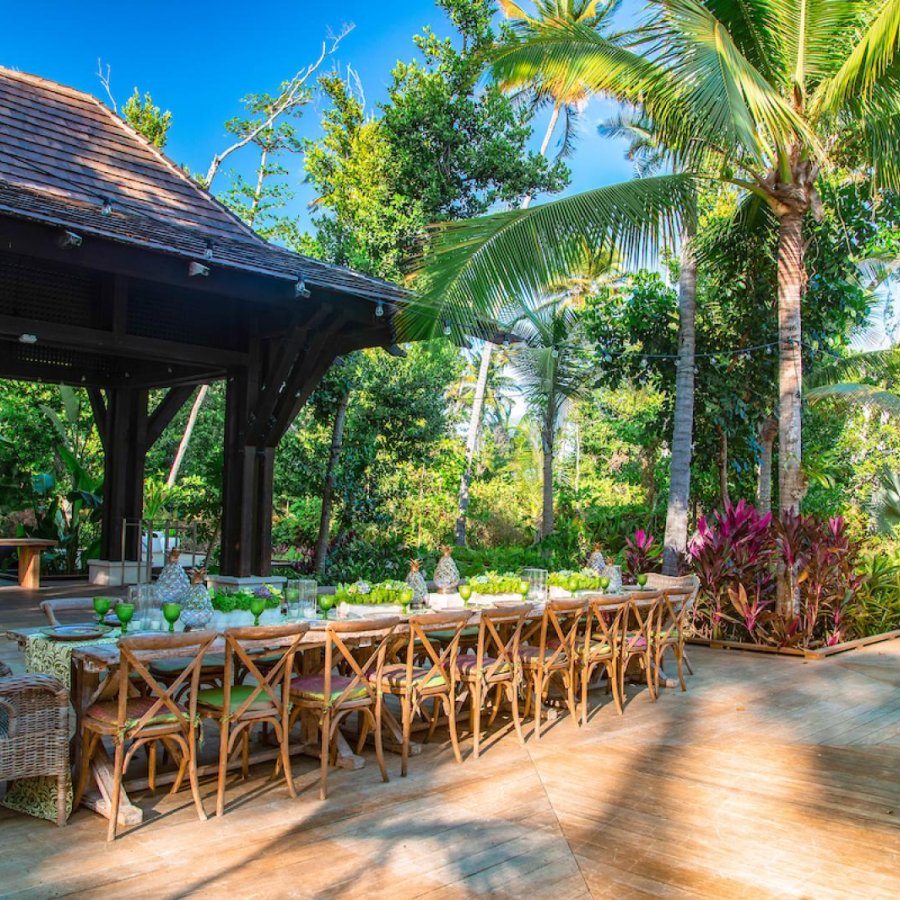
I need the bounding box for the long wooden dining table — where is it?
[3,591,671,826]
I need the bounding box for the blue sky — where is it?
[0,0,639,229]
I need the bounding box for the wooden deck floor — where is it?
[1,584,899,898]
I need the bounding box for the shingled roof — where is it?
[0,67,405,304]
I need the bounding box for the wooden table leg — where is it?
[18,546,40,590]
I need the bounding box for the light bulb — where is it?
[375,302,384,317]
[442,320,452,337]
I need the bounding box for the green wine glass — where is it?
[519,579,530,599]
[115,602,135,635]
[249,595,267,627]
[637,573,649,589]
[599,575,611,592]
[400,586,414,615]
[567,575,580,595]
[318,593,336,619]
[458,583,472,609]
[92,596,112,626]
[162,602,181,633]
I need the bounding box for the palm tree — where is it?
[454,0,621,547]
[413,0,900,518]
[510,301,593,537]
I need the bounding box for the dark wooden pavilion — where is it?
[0,67,405,579]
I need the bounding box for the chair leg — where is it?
[472,680,482,759]
[675,646,687,691]
[186,727,207,822]
[216,720,230,818]
[566,665,579,726]
[533,671,544,740]
[608,661,623,715]
[488,683,503,726]
[426,697,441,743]
[279,721,296,799]
[510,680,525,746]
[319,711,331,801]
[147,740,157,792]
[374,699,389,784]
[241,729,250,779]
[446,691,462,765]
[106,740,126,843]
[645,650,657,701]
[580,664,590,726]
[400,697,411,778]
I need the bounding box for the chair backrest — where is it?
[318,617,402,709]
[41,596,119,626]
[584,597,628,661]
[401,611,473,690]
[620,591,664,655]
[656,588,694,642]
[111,631,218,735]
[473,605,531,680]
[644,574,700,609]
[522,598,587,669]
[221,622,311,720]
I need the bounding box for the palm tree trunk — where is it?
[756,415,778,514]
[455,342,492,546]
[662,219,697,574]
[167,384,208,487]
[777,211,805,513]
[541,412,555,539]
[454,107,562,546]
[314,390,350,574]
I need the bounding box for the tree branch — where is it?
[96,59,117,113]
[204,24,354,189]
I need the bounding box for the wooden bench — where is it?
[0,539,58,589]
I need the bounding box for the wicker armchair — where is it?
[0,674,70,826]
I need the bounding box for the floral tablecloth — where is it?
[1,632,119,823]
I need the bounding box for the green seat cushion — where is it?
[456,655,510,676]
[150,654,225,675]
[427,627,479,643]
[196,684,274,713]
[291,674,368,703]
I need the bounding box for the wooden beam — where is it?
[0,313,247,369]
[146,385,195,447]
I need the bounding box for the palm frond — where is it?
[398,173,695,340]
[806,344,900,388]
[805,381,900,415]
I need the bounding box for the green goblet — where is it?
[519,579,530,599]
[249,595,267,627]
[458,583,472,609]
[567,575,580,595]
[92,596,112,626]
[115,602,135,635]
[637,573,649,589]
[318,593,336,619]
[162,602,181,633]
[599,575,611,592]
[399,586,414,616]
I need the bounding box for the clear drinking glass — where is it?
[521,568,548,603]
[299,579,318,617]
[128,583,155,630]
[285,579,301,618]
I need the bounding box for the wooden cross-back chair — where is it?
[644,573,700,675]
[519,598,586,739]
[456,604,530,758]
[654,588,694,691]
[196,622,309,817]
[380,610,472,776]
[73,630,217,841]
[289,617,401,800]
[41,596,119,626]
[578,597,629,722]
[619,591,664,707]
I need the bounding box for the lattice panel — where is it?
[127,283,243,350]
[12,343,122,381]
[0,254,100,325]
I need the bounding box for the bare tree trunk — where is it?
[662,219,697,574]
[756,415,778,514]
[777,211,805,513]
[717,426,730,509]
[574,418,581,517]
[540,407,555,539]
[455,342,492,546]
[167,384,208,487]
[247,146,268,228]
[314,390,350,574]
[454,108,561,546]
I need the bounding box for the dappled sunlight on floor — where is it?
[1,635,899,897]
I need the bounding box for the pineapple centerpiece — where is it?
[406,559,429,608]
[433,545,460,594]
[154,547,190,604]
[182,568,213,630]
[586,543,606,574]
